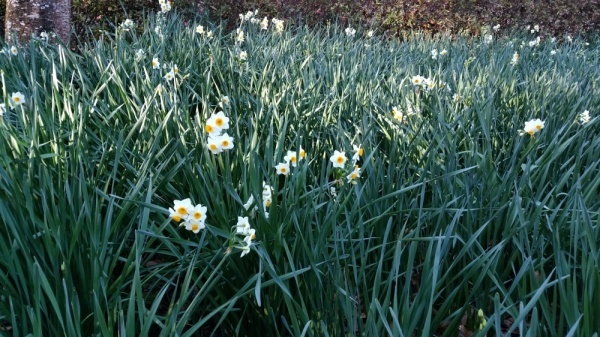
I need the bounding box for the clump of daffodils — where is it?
[392,106,404,121]
[195,25,214,39]
[239,10,258,23]
[205,111,234,154]
[158,0,172,13]
[169,198,207,233]
[235,28,245,44]
[411,75,446,92]
[345,27,356,37]
[243,181,273,219]
[431,49,438,59]
[275,148,306,176]
[134,49,145,62]
[120,19,134,31]
[39,31,49,42]
[154,25,163,38]
[272,18,284,33]
[235,217,256,257]
[530,24,540,34]
[578,110,591,125]
[519,118,545,136]
[260,17,269,30]
[393,99,420,122]
[528,36,541,47]
[243,12,282,32]
[329,144,364,185]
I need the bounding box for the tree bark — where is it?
[5,0,71,44]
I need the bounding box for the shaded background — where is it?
[1,0,599,39]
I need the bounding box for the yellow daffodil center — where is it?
[250,233,255,240]
[215,118,223,127]
[222,140,229,147]
[358,148,364,156]
[290,156,296,163]
[280,167,287,173]
[535,125,542,130]
[336,156,344,164]
[191,223,199,231]
[177,206,187,215]
[265,200,271,207]
[527,130,535,135]
[206,124,213,133]
[351,173,358,179]
[14,97,20,102]
[209,144,218,150]
[193,212,202,220]
[172,215,181,222]
[300,150,306,158]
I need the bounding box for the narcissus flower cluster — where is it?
[239,10,258,23]
[238,10,284,33]
[166,195,259,258]
[195,25,214,39]
[243,182,273,218]
[330,144,364,184]
[235,216,256,257]
[205,111,234,154]
[270,18,284,33]
[519,118,545,136]
[158,0,172,13]
[578,110,591,125]
[235,28,245,44]
[411,75,447,91]
[169,198,207,233]
[275,148,306,176]
[120,19,134,31]
[392,100,418,122]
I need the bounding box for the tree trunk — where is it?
[5,0,71,44]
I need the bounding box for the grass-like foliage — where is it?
[0,9,598,337]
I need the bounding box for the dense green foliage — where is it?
[0,10,599,336]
